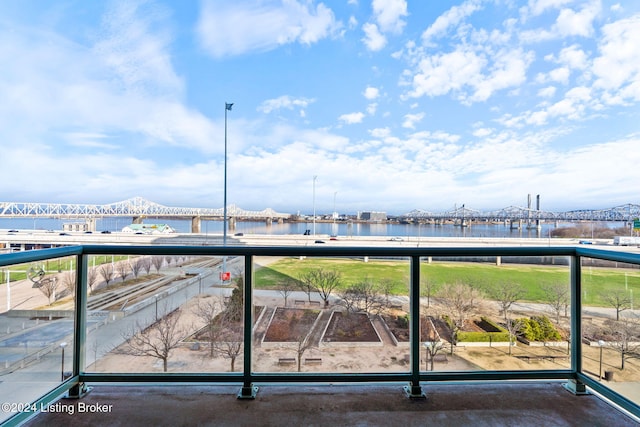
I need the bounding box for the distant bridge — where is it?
[401,203,640,224]
[0,197,291,233]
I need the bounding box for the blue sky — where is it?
[1,0,639,215]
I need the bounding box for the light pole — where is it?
[312,175,317,236]
[5,270,10,312]
[223,102,233,280]
[60,342,67,381]
[598,340,605,381]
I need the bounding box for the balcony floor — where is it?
[22,381,638,427]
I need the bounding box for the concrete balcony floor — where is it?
[23,381,639,427]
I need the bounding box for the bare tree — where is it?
[338,279,384,315]
[99,263,114,287]
[36,276,59,305]
[87,267,98,293]
[117,307,187,372]
[504,314,525,356]
[300,269,341,307]
[603,315,640,370]
[601,288,632,321]
[489,281,526,322]
[297,276,316,303]
[278,279,298,307]
[193,296,226,357]
[61,270,76,300]
[421,278,436,308]
[130,257,143,279]
[116,261,130,282]
[294,333,314,372]
[437,282,483,354]
[541,282,569,324]
[140,257,153,275]
[152,256,164,273]
[379,279,395,307]
[164,256,173,268]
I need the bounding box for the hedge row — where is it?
[457,331,511,342]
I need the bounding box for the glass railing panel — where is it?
[0,256,76,424]
[86,253,244,374]
[581,256,640,403]
[252,255,411,374]
[420,255,571,372]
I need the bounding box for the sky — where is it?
[1,0,639,215]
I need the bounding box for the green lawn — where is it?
[254,257,640,306]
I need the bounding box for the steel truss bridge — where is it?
[0,197,291,220]
[402,203,640,222]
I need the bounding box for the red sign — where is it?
[220,272,231,281]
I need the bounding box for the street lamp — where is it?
[223,102,233,278]
[312,175,317,236]
[59,342,67,381]
[598,340,605,381]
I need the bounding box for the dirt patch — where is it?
[323,312,380,343]
[264,308,320,342]
[383,315,439,342]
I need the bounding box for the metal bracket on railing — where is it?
[563,379,589,396]
[66,382,93,399]
[403,383,426,400]
[237,385,259,400]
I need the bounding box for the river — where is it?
[0,217,620,239]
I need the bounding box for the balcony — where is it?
[1,244,639,425]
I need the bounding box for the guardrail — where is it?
[1,244,640,425]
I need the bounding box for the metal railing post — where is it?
[405,255,425,398]
[565,253,587,394]
[69,252,90,398]
[239,254,257,399]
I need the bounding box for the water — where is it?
[0,217,620,239]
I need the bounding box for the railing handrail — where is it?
[1,243,639,425]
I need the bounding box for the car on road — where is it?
[330,235,338,240]
[388,237,403,241]
[59,232,70,236]
[314,240,325,244]
[100,230,112,234]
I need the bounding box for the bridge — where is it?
[0,197,291,233]
[401,203,640,226]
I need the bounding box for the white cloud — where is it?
[593,14,640,99]
[258,96,315,114]
[369,127,391,138]
[362,22,387,51]
[402,112,424,129]
[406,46,533,104]
[523,0,574,18]
[557,44,589,70]
[422,0,482,45]
[538,86,557,98]
[520,0,601,42]
[196,0,340,57]
[366,103,378,115]
[338,112,365,124]
[372,0,408,34]
[472,128,493,137]
[555,1,601,37]
[363,86,380,100]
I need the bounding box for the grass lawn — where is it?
[254,257,640,306]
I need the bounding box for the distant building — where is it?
[358,211,387,222]
[121,224,176,234]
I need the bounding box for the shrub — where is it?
[517,315,561,341]
[457,331,510,342]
